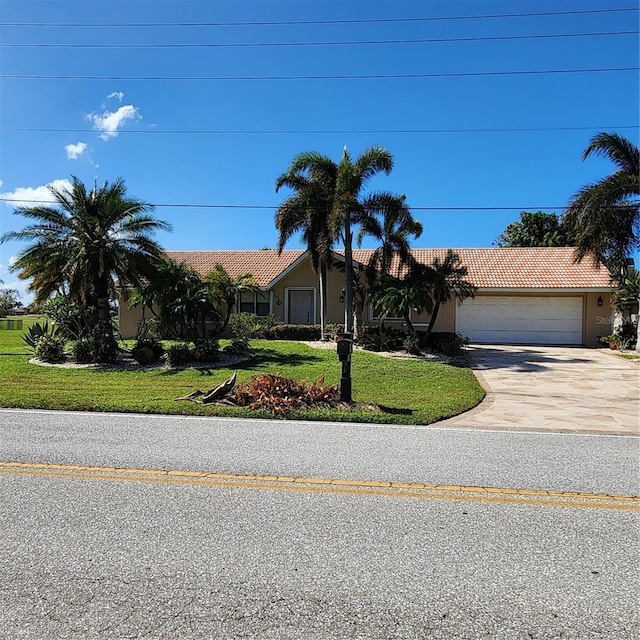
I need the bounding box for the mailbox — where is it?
[337,337,353,362]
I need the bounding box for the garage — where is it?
[456,296,584,345]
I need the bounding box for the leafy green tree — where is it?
[275,152,337,340]
[1,177,171,356]
[425,251,477,338]
[496,211,574,247]
[205,263,259,334]
[563,132,640,351]
[0,286,20,317]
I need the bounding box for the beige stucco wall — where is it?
[118,296,146,340]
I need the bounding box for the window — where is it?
[240,291,270,317]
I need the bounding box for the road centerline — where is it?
[1,461,638,511]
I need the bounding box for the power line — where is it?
[1,7,636,27]
[2,30,636,48]
[2,67,636,81]
[0,197,571,211]
[2,125,637,136]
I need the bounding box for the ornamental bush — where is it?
[34,334,66,363]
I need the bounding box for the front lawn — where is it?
[0,322,484,424]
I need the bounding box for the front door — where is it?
[288,289,315,324]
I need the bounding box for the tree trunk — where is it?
[403,311,416,340]
[319,264,327,340]
[425,300,442,339]
[343,218,354,334]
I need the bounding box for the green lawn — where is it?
[0,317,485,425]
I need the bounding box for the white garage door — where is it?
[456,296,583,345]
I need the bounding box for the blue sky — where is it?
[0,0,638,302]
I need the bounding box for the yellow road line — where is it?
[0,461,638,511]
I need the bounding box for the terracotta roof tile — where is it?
[352,247,611,289]
[166,247,612,290]
[166,250,305,287]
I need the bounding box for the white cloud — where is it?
[0,179,73,208]
[87,104,140,140]
[106,91,124,102]
[65,141,88,160]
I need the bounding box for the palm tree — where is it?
[563,132,640,350]
[275,152,336,340]
[564,132,639,276]
[334,146,394,334]
[1,177,171,350]
[357,193,423,276]
[205,263,259,333]
[425,251,477,339]
[133,257,219,341]
[368,267,434,342]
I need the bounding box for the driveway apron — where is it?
[439,345,639,435]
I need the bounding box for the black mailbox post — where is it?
[336,333,353,402]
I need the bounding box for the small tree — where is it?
[0,286,20,317]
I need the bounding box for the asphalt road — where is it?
[1,409,639,639]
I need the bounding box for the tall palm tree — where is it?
[1,176,171,349]
[425,251,477,338]
[563,132,640,350]
[275,152,337,340]
[334,146,394,334]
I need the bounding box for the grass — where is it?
[0,316,485,425]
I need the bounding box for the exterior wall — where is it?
[118,296,146,339]
[365,298,456,333]
[584,291,613,346]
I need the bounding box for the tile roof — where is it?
[166,250,305,287]
[351,247,612,288]
[166,247,612,290]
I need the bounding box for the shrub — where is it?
[132,337,164,363]
[227,312,255,353]
[402,335,421,355]
[167,343,194,366]
[263,324,322,341]
[90,321,119,363]
[360,325,402,352]
[21,321,58,353]
[72,337,95,364]
[34,334,66,363]
[193,338,220,362]
[423,331,469,357]
[41,295,94,340]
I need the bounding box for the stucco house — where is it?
[118,247,613,346]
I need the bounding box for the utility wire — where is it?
[0,198,571,211]
[3,67,636,81]
[1,7,636,27]
[2,30,636,48]
[2,125,637,136]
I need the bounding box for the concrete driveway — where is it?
[440,345,639,435]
